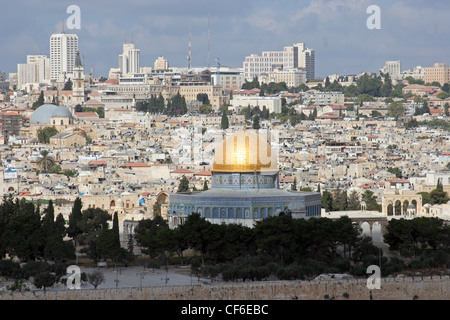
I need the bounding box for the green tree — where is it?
[252,114,260,129]
[321,190,334,212]
[177,176,190,193]
[430,179,449,205]
[387,101,405,120]
[63,79,73,91]
[347,191,361,210]
[2,199,44,261]
[36,150,56,173]
[37,126,58,144]
[221,111,229,130]
[197,93,210,105]
[67,197,83,239]
[254,215,295,264]
[388,167,402,178]
[34,271,56,291]
[361,190,381,212]
[32,91,45,110]
[87,270,105,289]
[134,216,170,259]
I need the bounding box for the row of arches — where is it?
[386,199,417,217]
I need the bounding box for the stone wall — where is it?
[1,276,448,300]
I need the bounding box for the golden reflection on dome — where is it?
[212,130,278,172]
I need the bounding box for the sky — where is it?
[1,0,449,79]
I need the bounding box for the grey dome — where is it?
[30,104,72,125]
[407,203,416,210]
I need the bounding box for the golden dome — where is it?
[212,130,278,173]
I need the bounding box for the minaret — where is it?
[72,51,85,104]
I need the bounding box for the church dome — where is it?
[212,130,278,173]
[30,104,72,125]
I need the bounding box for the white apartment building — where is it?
[50,33,79,81]
[243,42,315,81]
[17,63,37,89]
[303,91,345,106]
[209,67,245,89]
[259,68,306,88]
[402,66,425,81]
[27,55,50,83]
[119,43,140,75]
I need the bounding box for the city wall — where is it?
[1,276,448,300]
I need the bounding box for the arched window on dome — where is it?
[268,207,273,217]
[212,208,218,218]
[205,208,211,218]
[253,207,258,218]
[228,208,234,218]
[237,208,242,218]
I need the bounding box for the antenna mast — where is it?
[208,16,211,68]
[187,28,192,70]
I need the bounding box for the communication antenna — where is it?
[62,9,65,33]
[208,16,211,68]
[187,28,192,70]
[215,58,220,86]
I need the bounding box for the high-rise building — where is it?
[27,55,50,83]
[424,63,450,86]
[243,42,315,81]
[17,63,37,89]
[119,43,140,75]
[50,33,79,81]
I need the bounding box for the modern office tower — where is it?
[424,63,450,86]
[27,55,50,83]
[17,63,37,89]
[119,43,140,75]
[295,42,315,81]
[380,60,402,80]
[243,42,315,81]
[50,33,79,81]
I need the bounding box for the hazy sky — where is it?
[1,0,449,78]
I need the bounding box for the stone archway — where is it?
[382,191,423,217]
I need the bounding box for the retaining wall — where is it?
[1,276,448,300]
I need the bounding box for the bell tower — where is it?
[72,51,85,104]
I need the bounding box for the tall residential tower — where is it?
[119,43,140,75]
[50,33,79,81]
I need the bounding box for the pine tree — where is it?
[252,114,260,129]
[221,111,229,129]
[67,197,83,239]
[177,176,190,193]
[112,212,120,250]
